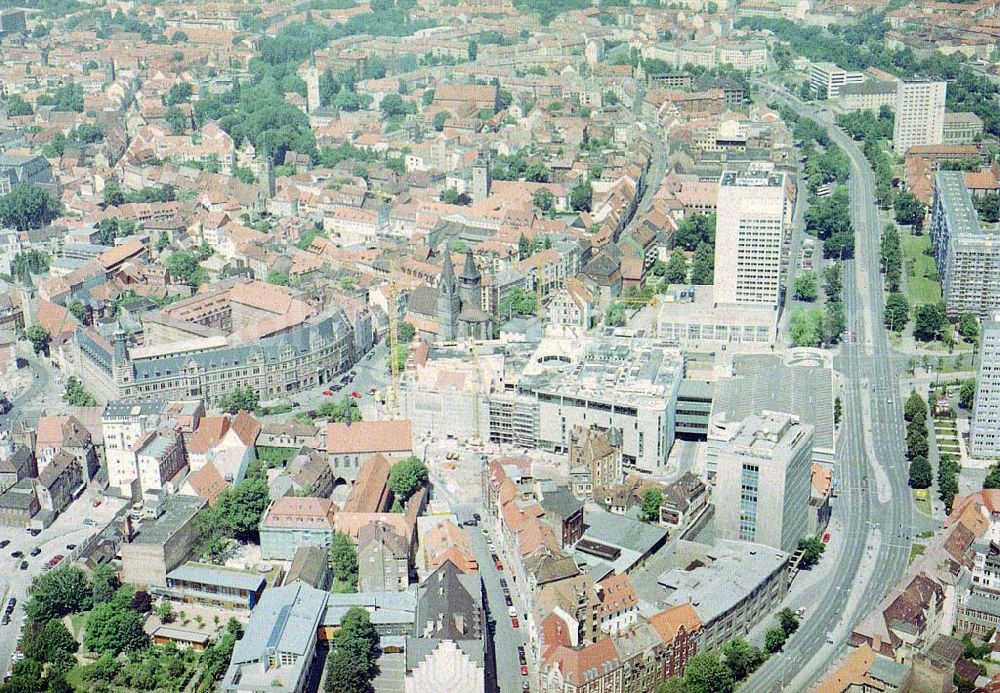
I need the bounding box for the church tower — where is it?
[112,324,134,395]
[437,245,461,341]
[260,149,275,199]
[471,150,491,203]
[458,248,482,312]
[306,52,321,114]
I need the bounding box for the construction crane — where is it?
[386,276,401,418]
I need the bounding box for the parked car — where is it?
[91,499,101,508]
[29,548,40,557]
[322,390,333,396]
[0,541,8,549]
[521,665,528,676]
[65,544,75,551]
[0,615,8,627]
[18,561,27,571]
[10,551,22,559]
[511,616,519,628]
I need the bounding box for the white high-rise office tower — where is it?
[714,171,787,306]
[892,81,946,154]
[714,411,813,553]
[972,314,1000,458]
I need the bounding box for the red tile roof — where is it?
[326,420,412,455]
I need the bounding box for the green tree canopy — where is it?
[790,308,823,347]
[960,378,976,410]
[777,608,799,636]
[164,251,207,285]
[324,607,379,692]
[798,536,826,568]
[984,464,1000,490]
[684,651,734,693]
[793,271,818,301]
[387,456,428,506]
[764,626,787,653]
[674,213,716,251]
[689,243,714,285]
[25,566,93,624]
[0,185,62,231]
[330,531,358,589]
[884,292,909,332]
[904,391,927,423]
[211,476,270,543]
[894,190,926,230]
[570,179,593,212]
[24,325,50,356]
[217,385,258,414]
[84,588,149,655]
[909,456,932,489]
[640,488,663,522]
[664,248,688,283]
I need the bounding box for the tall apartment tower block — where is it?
[929,170,1000,318]
[892,81,946,154]
[714,171,787,306]
[714,411,813,553]
[972,314,1000,459]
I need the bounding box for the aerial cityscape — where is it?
[2,0,1000,691]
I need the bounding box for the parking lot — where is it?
[0,486,127,673]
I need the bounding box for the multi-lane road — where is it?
[743,86,914,691]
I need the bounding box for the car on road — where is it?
[473,513,481,522]
[18,561,27,571]
[9,551,21,559]
[521,683,529,692]
[29,548,40,557]
[517,646,526,665]
[480,527,489,536]
[350,391,361,399]
[91,499,101,508]
[511,616,519,628]
[822,532,831,543]
[322,390,333,396]
[504,594,512,607]
[521,665,528,676]
[0,540,8,549]
[27,529,39,537]
[7,598,15,610]
[499,578,507,588]
[0,615,8,626]
[495,560,503,571]
[65,544,76,550]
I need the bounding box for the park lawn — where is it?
[256,446,296,468]
[909,543,927,563]
[901,232,941,305]
[913,489,932,516]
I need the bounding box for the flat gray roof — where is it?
[658,539,789,624]
[167,563,266,592]
[936,170,982,238]
[712,354,833,453]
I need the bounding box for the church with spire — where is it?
[407,245,491,342]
